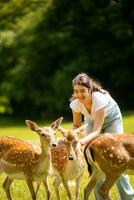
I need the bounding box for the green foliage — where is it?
[0,96,12,114]
[0,0,134,117]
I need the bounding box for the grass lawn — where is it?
[0,113,134,200]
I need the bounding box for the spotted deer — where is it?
[0,117,63,200]
[84,133,134,200]
[50,125,87,200]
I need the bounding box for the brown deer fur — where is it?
[84,133,134,200]
[0,117,63,200]
[50,125,87,200]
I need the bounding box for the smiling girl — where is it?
[70,72,134,200]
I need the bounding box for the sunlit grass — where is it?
[0,113,134,199]
[123,114,134,132]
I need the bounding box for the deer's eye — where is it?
[41,133,45,137]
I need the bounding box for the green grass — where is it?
[123,114,134,132]
[0,114,134,200]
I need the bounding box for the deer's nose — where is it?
[68,155,74,160]
[52,142,57,147]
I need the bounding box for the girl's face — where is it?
[73,84,91,102]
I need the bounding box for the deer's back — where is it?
[115,134,134,157]
[0,136,41,172]
[86,133,133,173]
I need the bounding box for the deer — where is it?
[0,117,63,200]
[50,124,88,200]
[84,133,134,200]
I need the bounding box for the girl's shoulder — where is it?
[92,90,107,99]
[92,90,108,111]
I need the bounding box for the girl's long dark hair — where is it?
[70,72,106,101]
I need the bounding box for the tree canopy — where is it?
[0,0,134,118]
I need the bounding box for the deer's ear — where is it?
[57,126,67,137]
[25,120,39,131]
[51,117,63,130]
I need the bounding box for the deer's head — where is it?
[26,117,63,147]
[58,124,87,160]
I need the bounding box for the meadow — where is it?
[0,113,134,200]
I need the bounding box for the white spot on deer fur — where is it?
[109,154,113,158]
[104,150,107,153]
[111,146,115,150]
[117,155,120,159]
[117,149,120,153]
[98,140,101,144]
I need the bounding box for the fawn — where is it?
[50,125,87,200]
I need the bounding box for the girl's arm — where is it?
[79,108,105,145]
[72,111,82,129]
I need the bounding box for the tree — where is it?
[0,0,133,117]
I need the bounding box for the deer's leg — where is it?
[53,177,61,200]
[43,177,50,200]
[3,176,13,200]
[84,172,96,200]
[99,174,120,200]
[35,182,41,195]
[26,177,36,200]
[75,172,83,200]
[61,176,72,200]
